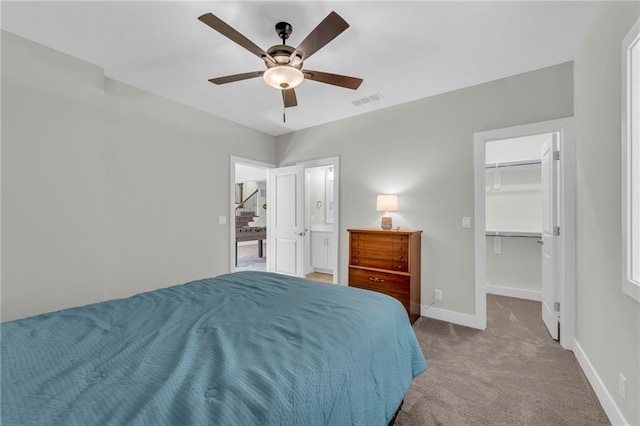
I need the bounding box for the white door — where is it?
[541,135,560,340]
[267,165,305,277]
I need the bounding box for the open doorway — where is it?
[484,133,564,339]
[474,118,575,350]
[304,164,336,284]
[301,157,339,284]
[229,157,274,273]
[484,134,548,302]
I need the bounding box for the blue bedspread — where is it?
[1,271,426,425]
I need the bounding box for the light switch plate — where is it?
[218,216,227,225]
[462,217,471,228]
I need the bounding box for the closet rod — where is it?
[485,159,541,169]
[486,231,542,238]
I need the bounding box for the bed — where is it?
[1,271,426,425]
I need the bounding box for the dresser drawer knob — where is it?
[354,260,359,264]
[369,277,385,283]
[398,255,403,260]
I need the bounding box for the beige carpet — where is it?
[396,295,609,426]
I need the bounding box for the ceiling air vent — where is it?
[352,93,384,107]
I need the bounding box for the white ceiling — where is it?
[0,1,600,136]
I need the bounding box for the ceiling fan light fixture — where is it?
[263,65,304,90]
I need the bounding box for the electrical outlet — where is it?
[619,373,626,400]
[435,289,443,301]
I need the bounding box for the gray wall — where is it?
[1,31,275,321]
[574,2,640,424]
[276,62,573,315]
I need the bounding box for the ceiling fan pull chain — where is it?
[283,107,286,123]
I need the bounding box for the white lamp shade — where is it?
[263,66,304,90]
[376,194,398,212]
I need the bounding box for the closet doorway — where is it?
[473,118,575,350]
[484,135,548,302]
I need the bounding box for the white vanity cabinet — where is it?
[311,231,334,273]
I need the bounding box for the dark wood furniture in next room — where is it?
[348,228,422,324]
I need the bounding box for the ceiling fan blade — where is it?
[208,71,264,85]
[290,11,349,63]
[303,70,363,90]
[282,88,298,108]
[198,13,275,64]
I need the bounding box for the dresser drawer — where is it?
[351,248,392,269]
[351,232,410,245]
[351,253,408,271]
[352,284,410,311]
[352,257,393,270]
[351,239,391,253]
[351,248,391,261]
[348,267,410,298]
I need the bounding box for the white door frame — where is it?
[297,157,340,284]
[473,118,575,350]
[229,156,275,273]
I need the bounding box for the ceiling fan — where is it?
[198,11,363,109]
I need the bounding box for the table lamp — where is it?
[376,194,398,230]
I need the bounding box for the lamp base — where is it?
[381,216,393,230]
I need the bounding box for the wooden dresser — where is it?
[348,229,422,323]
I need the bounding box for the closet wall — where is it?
[485,134,551,300]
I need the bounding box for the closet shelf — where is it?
[485,159,541,169]
[486,231,542,238]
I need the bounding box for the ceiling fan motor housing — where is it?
[265,44,302,68]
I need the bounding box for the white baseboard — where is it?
[573,339,628,426]
[420,304,483,330]
[486,284,542,301]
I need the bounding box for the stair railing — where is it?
[235,189,259,210]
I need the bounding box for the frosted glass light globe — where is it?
[263,66,304,89]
